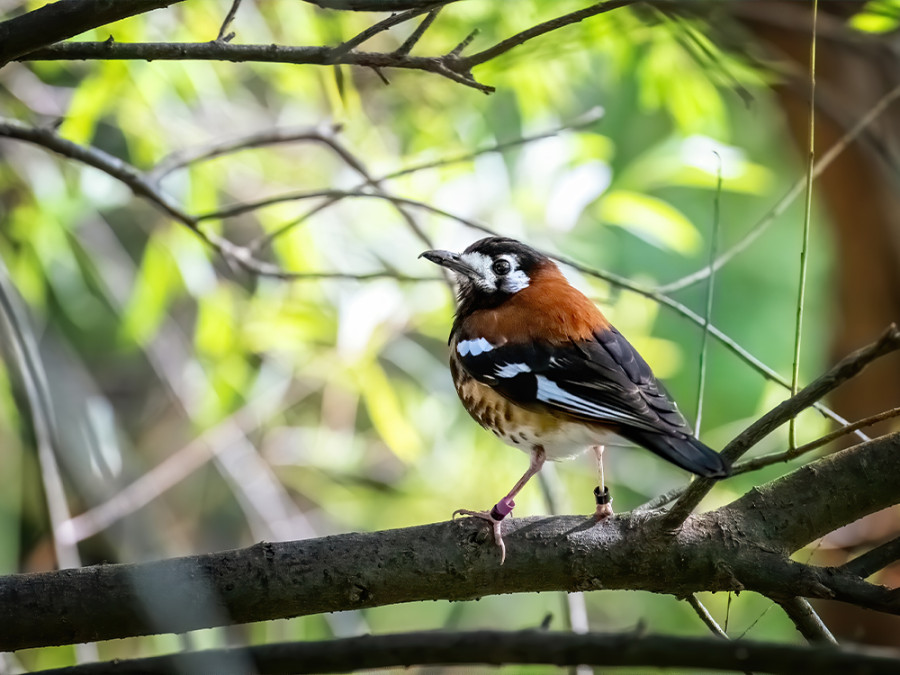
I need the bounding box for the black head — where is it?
[420,237,551,312]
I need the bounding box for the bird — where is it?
[420,236,730,561]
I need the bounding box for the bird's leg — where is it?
[592,445,613,520]
[453,447,546,563]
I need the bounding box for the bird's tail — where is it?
[626,431,731,478]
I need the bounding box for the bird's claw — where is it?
[453,507,509,564]
[594,502,614,520]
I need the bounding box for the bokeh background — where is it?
[2,0,899,671]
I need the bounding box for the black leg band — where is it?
[594,485,611,505]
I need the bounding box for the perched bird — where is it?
[421,236,729,561]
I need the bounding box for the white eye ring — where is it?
[492,259,511,275]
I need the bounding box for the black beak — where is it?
[419,249,479,279]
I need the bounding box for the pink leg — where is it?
[454,447,546,564]
[592,445,613,520]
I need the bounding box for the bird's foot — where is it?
[593,485,614,521]
[453,497,515,564]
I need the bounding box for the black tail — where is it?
[625,431,731,478]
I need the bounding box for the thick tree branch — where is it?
[717,433,900,553]
[2,431,899,651]
[0,0,185,66]
[662,324,900,528]
[28,630,900,675]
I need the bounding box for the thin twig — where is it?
[18,42,495,92]
[461,0,635,69]
[394,7,441,56]
[732,406,900,476]
[328,6,435,60]
[151,123,344,180]
[695,152,722,435]
[841,535,900,580]
[776,597,837,645]
[686,594,728,639]
[216,0,243,42]
[658,81,900,294]
[251,107,604,252]
[660,324,900,529]
[0,117,199,229]
[789,0,818,449]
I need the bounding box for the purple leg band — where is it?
[490,498,515,520]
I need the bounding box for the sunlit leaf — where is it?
[597,189,701,255]
[119,233,182,345]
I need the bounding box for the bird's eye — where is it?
[492,259,512,275]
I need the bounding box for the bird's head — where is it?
[420,237,552,309]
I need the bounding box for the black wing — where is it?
[455,328,729,477]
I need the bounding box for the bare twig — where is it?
[659,81,900,294]
[395,7,442,56]
[305,0,459,9]
[0,117,198,229]
[24,630,900,675]
[216,0,243,42]
[687,594,728,639]
[251,107,604,251]
[732,406,900,476]
[775,597,837,645]
[328,5,437,60]
[151,123,344,180]
[18,41,495,92]
[461,0,635,69]
[660,324,900,529]
[695,153,722,434]
[842,536,900,580]
[789,0,818,449]
[14,1,642,94]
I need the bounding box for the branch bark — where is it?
[27,630,900,675]
[2,431,898,651]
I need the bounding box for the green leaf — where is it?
[119,233,181,346]
[354,360,421,463]
[598,189,701,255]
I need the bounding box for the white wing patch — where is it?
[457,337,494,357]
[535,375,645,426]
[495,362,532,378]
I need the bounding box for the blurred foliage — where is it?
[0,0,872,670]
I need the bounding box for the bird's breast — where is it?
[452,367,618,461]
